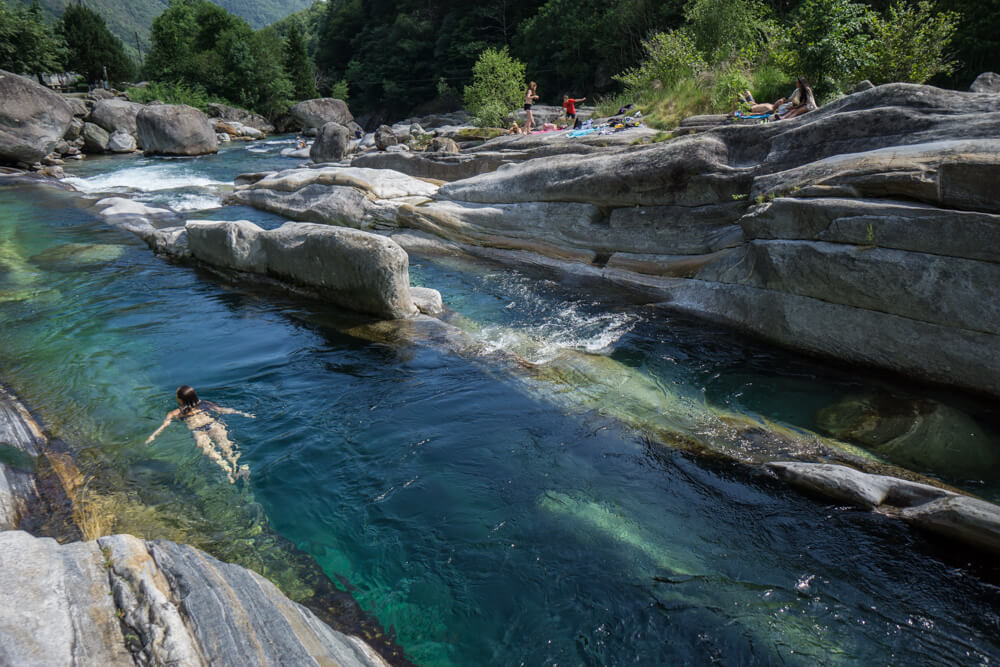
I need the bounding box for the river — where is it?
[1,139,998,665]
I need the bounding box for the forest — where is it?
[2,0,997,124]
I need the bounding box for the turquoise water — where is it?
[1,140,999,664]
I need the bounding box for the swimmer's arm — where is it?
[145,409,179,444]
[204,401,255,418]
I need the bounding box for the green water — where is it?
[1,142,998,665]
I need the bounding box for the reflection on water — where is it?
[0,145,998,665]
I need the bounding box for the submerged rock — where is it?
[136,104,218,156]
[0,70,73,164]
[815,395,1000,480]
[29,243,124,270]
[0,530,389,666]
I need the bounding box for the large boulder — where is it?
[62,96,89,118]
[288,98,353,131]
[108,130,137,153]
[0,70,73,164]
[969,72,1000,93]
[427,137,460,153]
[186,220,419,320]
[0,530,390,666]
[310,121,351,163]
[136,104,218,156]
[89,98,144,137]
[82,122,110,153]
[374,125,398,151]
[206,102,275,133]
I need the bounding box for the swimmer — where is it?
[145,385,254,483]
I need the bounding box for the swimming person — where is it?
[145,385,254,483]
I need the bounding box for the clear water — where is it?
[1,140,998,665]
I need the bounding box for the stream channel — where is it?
[1,138,999,665]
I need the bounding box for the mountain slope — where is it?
[22,0,313,57]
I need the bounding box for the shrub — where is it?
[684,0,778,64]
[614,29,705,94]
[864,0,960,84]
[329,79,349,101]
[125,81,220,110]
[463,47,525,128]
[786,0,873,95]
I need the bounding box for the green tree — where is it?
[0,0,65,75]
[864,0,959,84]
[283,21,316,100]
[684,0,778,63]
[787,0,873,94]
[614,29,705,93]
[59,3,135,84]
[463,46,525,127]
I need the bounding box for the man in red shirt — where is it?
[562,94,586,122]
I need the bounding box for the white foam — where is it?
[64,164,227,194]
[145,193,222,212]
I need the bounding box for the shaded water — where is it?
[1,141,999,665]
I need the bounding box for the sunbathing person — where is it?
[145,385,254,483]
[505,121,524,135]
[779,77,817,119]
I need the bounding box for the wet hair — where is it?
[176,385,200,412]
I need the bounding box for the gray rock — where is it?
[216,132,231,143]
[0,388,45,531]
[969,72,1000,93]
[767,461,1000,555]
[310,121,351,163]
[289,98,353,130]
[353,151,506,181]
[410,286,444,315]
[0,530,390,666]
[136,104,218,156]
[427,137,460,153]
[87,88,116,101]
[206,102,275,133]
[441,133,753,207]
[82,122,110,153]
[0,531,134,666]
[89,98,144,137]
[375,125,398,151]
[850,79,874,93]
[0,69,73,164]
[108,130,137,153]
[64,117,85,141]
[62,96,89,118]
[409,123,425,136]
[185,220,419,319]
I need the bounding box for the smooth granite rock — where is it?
[82,122,110,153]
[289,98,353,130]
[89,99,144,138]
[969,72,1000,94]
[186,220,419,320]
[136,104,218,156]
[0,531,389,666]
[375,125,398,151]
[206,102,275,133]
[0,388,45,531]
[0,70,73,164]
[310,121,351,163]
[108,130,137,153]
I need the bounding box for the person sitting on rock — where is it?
[562,94,587,123]
[296,136,306,149]
[145,385,254,484]
[778,77,818,119]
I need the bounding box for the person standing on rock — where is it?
[145,385,254,484]
[562,94,586,125]
[524,81,540,132]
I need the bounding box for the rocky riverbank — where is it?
[0,386,401,666]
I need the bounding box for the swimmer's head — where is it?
[176,385,199,409]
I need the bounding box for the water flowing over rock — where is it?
[311,122,351,163]
[136,105,218,156]
[289,98,353,131]
[0,70,73,164]
[0,530,389,666]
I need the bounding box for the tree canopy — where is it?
[60,3,135,84]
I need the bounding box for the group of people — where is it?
[731,76,817,121]
[507,81,588,135]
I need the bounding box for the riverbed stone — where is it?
[0,69,74,164]
[90,98,144,138]
[289,98,353,130]
[352,151,507,181]
[427,137,460,153]
[136,104,218,156]
[206,102,275,134]
[310,121,351,163]
[82,122,111,153]
[108,130,137,153]
[375,125,398,151]
[969,72,1000,93]
[186,220,419,320]
[410,286,444,315]
[0,388,46,531]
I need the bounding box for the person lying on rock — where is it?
[506,121,525,135]
[145,385,254,484]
